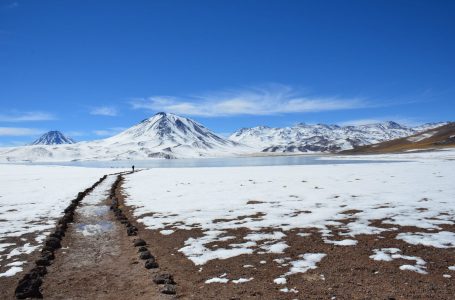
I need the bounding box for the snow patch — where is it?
[232,277,253,284]
[0,266,23,277]
[160,230,174,235]
[205,277,229,284]
[396,231,455,248]
[273,277,287,285]
[324,239,358,246]
[370,248,427,274]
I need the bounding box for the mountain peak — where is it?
[107,112,242,154]
[31,131,75,145]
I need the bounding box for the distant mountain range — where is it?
[31,131,75,145]
[0,112,450,162]
[229,121,448,153]
[0,112,249,162]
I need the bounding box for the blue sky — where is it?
[0,0,454,146]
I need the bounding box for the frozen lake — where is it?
[7,155,402,169]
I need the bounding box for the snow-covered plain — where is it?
[124,149,455,277]
[0,165,119,276]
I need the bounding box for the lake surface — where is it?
[17,155,403,169]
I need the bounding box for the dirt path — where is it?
[39,174,174,300]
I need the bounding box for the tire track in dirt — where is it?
[15,172,177,299]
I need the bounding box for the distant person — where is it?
[132,165,135,172]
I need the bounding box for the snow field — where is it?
[124,150,455,288]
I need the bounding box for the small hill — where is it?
[340,123,455,154]
[31,131,75,145]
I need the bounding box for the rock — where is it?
[15,274,43,299]
[49,232,62,240]
[54,228,65,238]
[139,251,152,260]
[134,239,146,247]
[137,246,148,253]
[30,266,47,276]
[45,237,61,250]
[153,273,175,284]
[161,284,176,295]
[127,227,138,236]
[145,259,159,269]
[41,250,55,260]
[35,258,51,267]
[41,245,55,253]
[59,213,73,225]
[36,251,54,266]
[64,204,76,213]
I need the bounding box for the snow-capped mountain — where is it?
[102,112,247,159]
[31,131,75,145]
[0,112,250,162]
[0,113,449,162]
[229,121,448,153]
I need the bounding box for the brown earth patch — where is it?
[118,177,455,299]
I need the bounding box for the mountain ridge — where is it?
[0,113,450,162]
[229,121,448,153]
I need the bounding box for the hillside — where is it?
[340,122,455,154]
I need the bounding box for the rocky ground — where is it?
[121,200,455,299]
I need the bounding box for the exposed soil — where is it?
[118,183,455,299]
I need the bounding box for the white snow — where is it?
[370,248,427,274]
[160,230,174,235]
[232,277,253,283]
[443,274,452,278]
[229,121,443,152]
[324,239,358,246]
[280,287,298,293]
[369,248,401,261]
[259,241,289,254]
[449,266,455,271]
[245,232,285,241]
[0,266,23,277]
[205,277,229,284]
[396,231,455,248]
[296,232,311,237]
[273,277,287,284]
[273,253,326,285]
[6,243,39,259]
[123,150,455,265]
[284,253,327,277]
[399,265,427,274]
[6,261,24,267]
[407,131,437,142]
